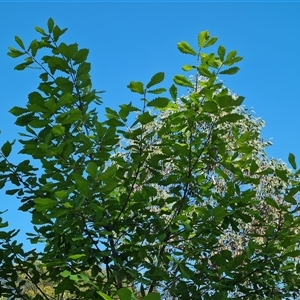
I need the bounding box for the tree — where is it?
[1,18,300,299]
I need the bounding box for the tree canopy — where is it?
[1,18,300,300]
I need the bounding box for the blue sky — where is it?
[0,2,300,251]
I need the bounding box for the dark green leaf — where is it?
[1,141,12,157]
[73,48,89,65]
[217,113,244,124]
[220,67,239,75]
[138,112,155,125]
[86,162,98,178]
[147,88,167,94]
[47,17,54,32]
[147,97,169,108]
[288,153,297,169]
[77,62,91,78]
[9,106,28,116]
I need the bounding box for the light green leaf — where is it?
[173,75,194,88]
[177,41,197,55]
[182,65,195,71]
[68,254,86,260]
[60,270,71,278]
[146,72,164,88]
[97,291,114,300]
[203,36,218,48]
[288,153,297,169]
[127,81,144,94]
[198,30,210,48]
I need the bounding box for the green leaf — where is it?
[34,198,58,212]
[146,72,164,89]
[288,153,297,169]
[203,36,218,48]
[147,97,169,108]
[52,124,65,136]
[198,66,213,78]
[177,41,197,55]
[218,113,244,124]
[203,101,218,113]
[97,291,113,300]
[15,36,25,49]
[147,88,166,94]
[29,40,39,57]
[53,25,68,42]
[220,67,239,75]
[169,84,177,101]
[9,106,28,116]
[68,254,86,260]
[77,62,91,77]
[73,48,89,65]
[7,47,25,58]
[1,141,12,157]
[86,161,98,178]
[226,50,237,61]
[182,65,195,71]
[198,30,210,48]
[35,26,47,36]
[265,197,279,209]
[173,75,194,88]
[60,270,71,277]
[143,293,161,300]
[137,112,155,125]
[117,288,133,300]
[47,18,54,32]
[127,81,144,94]
[179,264,193,279]
[218,45,226,61]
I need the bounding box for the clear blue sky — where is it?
[0,2,300,251]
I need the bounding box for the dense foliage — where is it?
[1,18,300,299]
